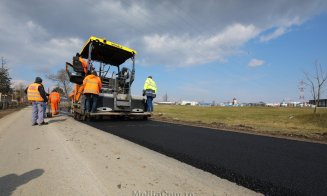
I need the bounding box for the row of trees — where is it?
[0,56,71,102]
[0,57,13,96]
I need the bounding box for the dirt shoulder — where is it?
[151,114,327,144]
[0,108,261,196]
[0,107,25,119]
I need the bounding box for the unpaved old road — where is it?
[0,108,260,196]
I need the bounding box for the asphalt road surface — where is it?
[87,119,327,196]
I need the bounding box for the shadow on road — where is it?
[47,118,67,123]
[0,169,44,196]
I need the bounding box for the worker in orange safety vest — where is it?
[80,57,88,74]
[75,53,88,74]
[83,70,102,114]
[24,77,49,126]
[49,89,61,115]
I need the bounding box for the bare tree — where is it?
[46,69,71,98]
[304,61,327,114]
[14,82,26,102]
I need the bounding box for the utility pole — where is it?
[1,57,6,68]
[211,100,215,106]
[163,93,168,102]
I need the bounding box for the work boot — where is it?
[32,122,38,126]
[39,122,48,126]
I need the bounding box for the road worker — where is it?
[143,76,157,112]
[24,77,48,126]
[80,57,88,74]
[83,70,102,114]
[76,53,88,74]
[68,88,76,114]
[68,90,74,101]
[49,89,61,115]
[69,84,82,102]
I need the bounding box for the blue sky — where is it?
[1,0,327,103]
[133,11,327,103]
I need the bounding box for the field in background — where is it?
[153,105,327,142]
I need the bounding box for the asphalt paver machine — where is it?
[66,36,150,120]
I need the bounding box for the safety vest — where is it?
[74,84,83,102]
[80,57,88,73]
[49,92,60,103]
[83,75,102,95]
[69,90,74,100]
[143,78,157,93]
[27,83,44,102]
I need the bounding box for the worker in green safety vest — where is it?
[143,76,157,112]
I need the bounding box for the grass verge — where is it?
[153,105,327,143]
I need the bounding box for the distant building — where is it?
[309,99,327,107]
[280,102,288,107]
[0,93,12,102]
[232,98,237,105]
[246,102,266,107]
[181,101,199,106]
[220,102,232,106]
[198,102,212,106]
[265,103,280,107]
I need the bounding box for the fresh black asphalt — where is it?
[86,119,327,195]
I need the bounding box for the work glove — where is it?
[142,90,145,96]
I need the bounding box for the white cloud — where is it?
[11,80,29,87]
[0,4,84,73]
[0,0,326,75]
[248,58,265,67]
[142,23,259,67]
[260,27,286,42]
[259,16,302,42]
